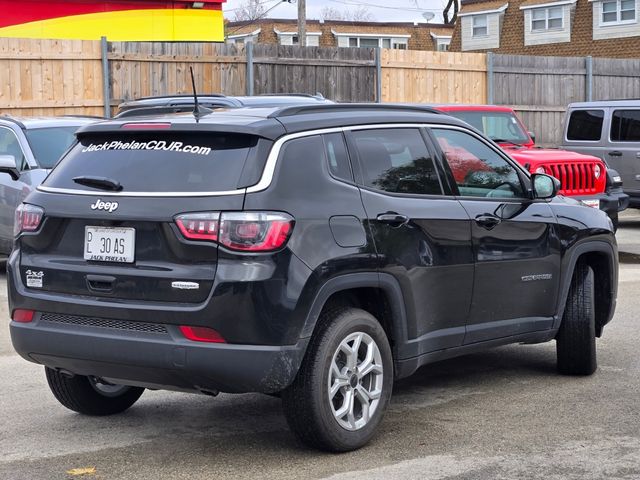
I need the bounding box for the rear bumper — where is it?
[10,316,308,394]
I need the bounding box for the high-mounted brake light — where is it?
[179,326,226,343]
[12,309,35,323]
[174,211,294,252]
[14,204,44,237]
[121,123,171,130]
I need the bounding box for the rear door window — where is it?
[611,110,640,142]
[566,110,604,141]
[43,132,258,193]
[350,128,443,195]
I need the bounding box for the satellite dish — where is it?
[423,12,435,21]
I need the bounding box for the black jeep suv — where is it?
[8,104,618,452]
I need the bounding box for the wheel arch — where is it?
[300,273,409,359]
[556,240,618,337]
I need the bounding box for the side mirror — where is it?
[531,173,560,199]
[528,132,536,144]
[0,155,19,181]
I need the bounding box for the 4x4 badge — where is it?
[91,199,119,213]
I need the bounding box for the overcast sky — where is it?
[223,0,448,24]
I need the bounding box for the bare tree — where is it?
[233,0,266,22]
[345,5,375,22]
[442,0,459,24]
[320,5,375,22]
[320,6,344,20]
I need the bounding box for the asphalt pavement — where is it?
[1,213,639,479]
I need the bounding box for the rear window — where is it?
[566,110,604,141]
[43,132,257,193]
[611,110,640,142]
[25,127,79,169]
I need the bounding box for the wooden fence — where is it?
[381,49,487,104]
[0,38,104,116]
[4,38,640,146]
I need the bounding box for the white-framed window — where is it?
[472,15,488,37]
[531,6,564,31]
[345,37,408,48]
[601,0,636,24]
[275,31,321,47]
[436,38,451,51]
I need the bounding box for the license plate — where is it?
[582,199,600,209]
[84,227,135,263]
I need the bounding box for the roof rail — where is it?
[61,114,104,119]
[269,103,443,118]
[256,93,325,99]
[136,93,228,101]
[0,115,26,129]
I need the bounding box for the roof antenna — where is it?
[190,66,212,121]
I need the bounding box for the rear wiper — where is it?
[73,176,123,191]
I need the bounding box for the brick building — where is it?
[449,0,640,57]
[225,18,454,51]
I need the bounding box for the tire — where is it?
[556,262,597,376]
[45,367,144,416]
[282,308,393,452]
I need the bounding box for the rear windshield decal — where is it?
[82,140,212,156]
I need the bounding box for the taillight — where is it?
[14,204,44,237]
[12,309,35,323]
[175,212,219,241]
[179,326,226,343]
[175,211,294,252]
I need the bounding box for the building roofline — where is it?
[225,18,453,29]
[519,0,576,10]
[226,28,261,39]
[273,28,322,36]
[458,3,509,16]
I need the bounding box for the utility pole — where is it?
[297,0,306,47]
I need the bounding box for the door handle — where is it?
[86,274,116,292]
[608,151,623,157]
[376,213,409,227]
[475,214,501,230]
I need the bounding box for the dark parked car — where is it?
[0,116,97,255]
[115,93,333,118]
[9,104,618,452]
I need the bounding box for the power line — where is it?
[224,0,279,13]
[225,0,290,37]
[326,0,441,13]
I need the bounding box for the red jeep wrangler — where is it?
[434,105,628,228]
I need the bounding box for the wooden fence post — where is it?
[246,41,254,96]
[101,36,111,118]
[375,48,382,103]
[487,51,494,105]
[585,56,593,102]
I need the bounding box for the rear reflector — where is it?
[175,211,294,252]
[179,326,226,343]
[121,123,171,130]
[12,309,35,323]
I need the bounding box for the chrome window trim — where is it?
[39,122,513,198]
[37,185,247,197]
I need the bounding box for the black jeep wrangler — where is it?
[8,104,618,452]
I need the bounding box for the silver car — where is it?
[0,116,97,255]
